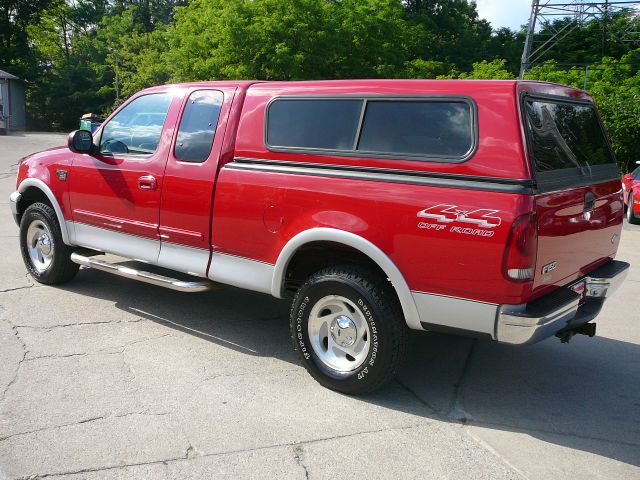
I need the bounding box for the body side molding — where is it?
[69,221,213,277]
[209,252,275,294]
[227,158,535,194]
[17,178,73,245]
[272,228,422,330]
[72,222,160,263]
[411,291,498,338]
[157,241,210,277]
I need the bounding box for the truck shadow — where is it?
[398,332,640,468]
[62,268,640,469]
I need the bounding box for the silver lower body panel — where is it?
[411,291,498,338]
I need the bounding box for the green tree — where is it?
[0,0,53,73]
[21,0,113,128]
[457,59,515,79]
[402,0,495,71]
[6,0,640,153]
[163,0,409,81]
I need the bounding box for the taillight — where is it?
[503,212,538,282]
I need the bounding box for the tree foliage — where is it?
[1,0,638,171]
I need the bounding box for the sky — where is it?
[476,0,533,30]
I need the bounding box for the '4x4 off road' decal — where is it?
[417,204,502,237]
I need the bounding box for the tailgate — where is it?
[522,94,623,295]
[534,180,622,293]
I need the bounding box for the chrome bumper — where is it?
[497,260,630,345]
[9,191,21,226]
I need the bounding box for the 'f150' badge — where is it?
[542,261,557,275]
[417,204,502,238]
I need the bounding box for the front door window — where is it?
[100,93,173,156]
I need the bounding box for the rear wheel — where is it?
[627,191,640,224]
[19,202,79,284]
[290,265,408,395]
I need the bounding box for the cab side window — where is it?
[266,97,475,160]
[174,90,224,162]
[99,93,173,156]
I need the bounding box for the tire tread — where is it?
[20,202,79,284]
[290,264,409,394]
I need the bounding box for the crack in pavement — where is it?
[9,420,537,480]
[394,339,478,422]
[0,285,36,294]
[15,423,427,480]
[292,444,310,480]
[185,445,198,460]
[395,339,629,479]
[14,317,148,330]
[0,411,174,443]
[394,378,442,415]
[19,331,170,362]
[0,317,28,405]
[0,274,38,295]
[24,351,92,361]
[22,453,186,479]
[0,328,171,431]
[448,338,477,423]
[396,340,530,480]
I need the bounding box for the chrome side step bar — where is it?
[70,253,216,293]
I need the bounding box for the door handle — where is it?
[138,175,157,191]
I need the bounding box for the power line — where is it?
[520,0,640,79]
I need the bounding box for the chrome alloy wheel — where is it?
[307,295,371,373]
[26,219,54,273]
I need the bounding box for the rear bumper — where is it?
[9,191,21,226]
[496,260,630,345]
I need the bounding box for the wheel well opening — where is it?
[283,241,393,298]
[16,187,53,223]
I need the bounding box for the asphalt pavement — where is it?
[0,132,638,479]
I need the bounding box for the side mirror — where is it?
[67,129,94,154]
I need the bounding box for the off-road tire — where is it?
[290,265,409,395]
[19,202,79,284]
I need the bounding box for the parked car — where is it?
[9,80,629,394]
[622,163,640,224]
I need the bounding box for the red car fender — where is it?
[271,227,421,330]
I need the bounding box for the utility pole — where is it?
[520,0,540,79]
[520,0,640,80]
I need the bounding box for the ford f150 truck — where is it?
[9,80,630,394]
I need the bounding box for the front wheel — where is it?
[19,202,79,284]
[290,265,408,395]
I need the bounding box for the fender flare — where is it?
[271,228,421,330]
[17,178,72,245]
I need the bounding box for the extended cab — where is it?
[9,80,629,394]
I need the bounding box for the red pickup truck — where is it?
[9,80,629,394]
